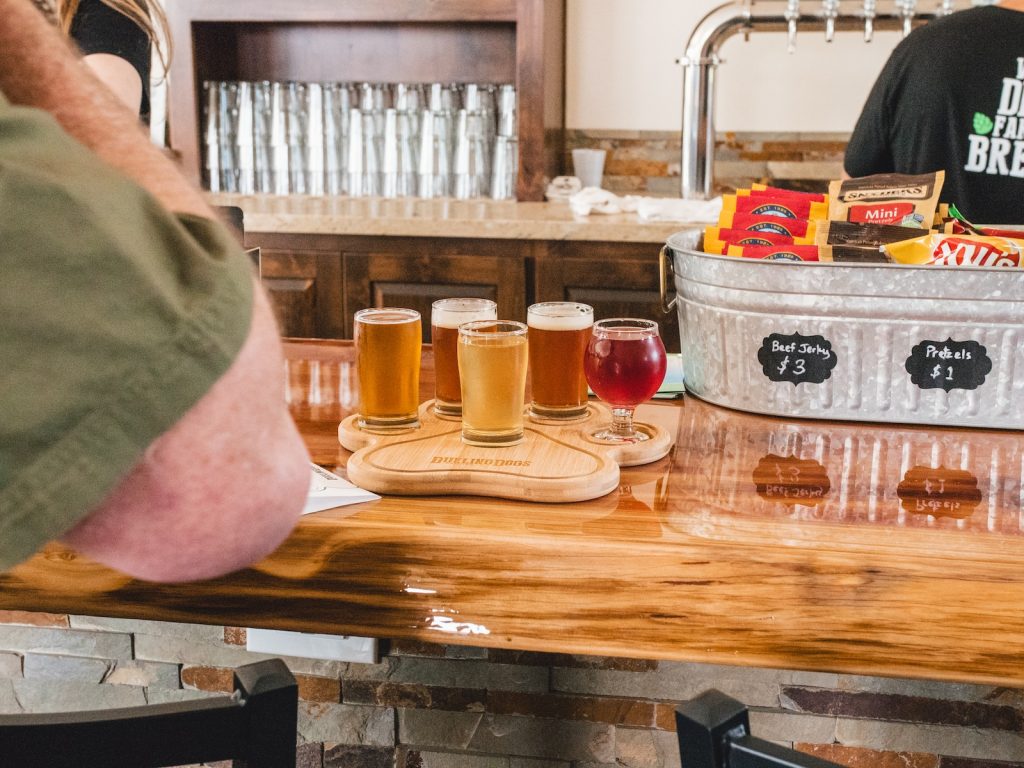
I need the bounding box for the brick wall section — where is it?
[564,129,848,197]
[0,612,1022,768]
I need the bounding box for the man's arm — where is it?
[0,0,309,582]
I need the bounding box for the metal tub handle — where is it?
[659,245,676,314]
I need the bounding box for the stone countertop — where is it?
[207,194,697,243]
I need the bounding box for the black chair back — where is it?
[0,658,297,768]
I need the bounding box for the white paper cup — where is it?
[572,148,606,189]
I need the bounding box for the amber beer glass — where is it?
[527,302,594,419]
[354,308,422,431]
[431,298,497,417]
[457,320,529,446]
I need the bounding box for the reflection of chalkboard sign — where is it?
[896,466,982,520]
[904,338,992,392]
[752,454,831,506]
[757,333,838,385]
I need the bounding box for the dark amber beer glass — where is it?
[527,302,594,420]
[355,308,422,431]
[430,298,497,417]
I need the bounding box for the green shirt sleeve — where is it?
[0,95,255,571]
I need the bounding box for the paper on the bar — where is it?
[304,463,379,515]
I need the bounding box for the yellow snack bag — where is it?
[884,234,1024,267]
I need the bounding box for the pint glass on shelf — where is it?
[527,302,594,420]
[431,298,497,417]
[354,307,422,431]
[457,320,529,446]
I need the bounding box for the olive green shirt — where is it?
[0,94,254,571]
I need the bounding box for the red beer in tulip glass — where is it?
[583,318,666,443]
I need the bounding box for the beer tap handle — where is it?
[785,0,800,53]
[863,0,876,41]
[822,0,840,42]
[898,0,917,37]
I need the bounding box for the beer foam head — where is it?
[432,304,497,329]
[527,303,593,331]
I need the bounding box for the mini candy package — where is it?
[883,233,1024,267]
[722,193,829,221]
[828,171,944,228]
[703,226,813,255]
[716,212,818,238]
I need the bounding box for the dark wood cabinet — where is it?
[536,241,679,352]
[165,0,565,200]
[248,232,677,351]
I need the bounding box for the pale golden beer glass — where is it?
[431,298,497,417]
[527,302,594,420]
[354,307,422,431]
[457,320,529,446]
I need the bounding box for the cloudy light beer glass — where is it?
[355,308,421,431]
[527,302,593,420]
[431,298,497,417]
[458,320,529,446]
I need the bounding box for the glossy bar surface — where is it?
[2,340,1022,686]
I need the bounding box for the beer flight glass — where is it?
[583,318,667,444]
[431,298,497,417]
[457,320,529,446]
[354,308,422,432]
[527,302,593,420]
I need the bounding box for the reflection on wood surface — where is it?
[1,339,1023,687]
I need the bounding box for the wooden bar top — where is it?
[2,339,1022,686]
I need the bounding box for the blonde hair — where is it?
[57,0,171,73]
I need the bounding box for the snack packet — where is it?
[884,234,1024,267]
[716,212,818,238]
[745,184,828,203]
[703,226,812,255]
[727,244,889,263]
[828,171,944,228]
[722,193,829,220]
[812,220,927,246]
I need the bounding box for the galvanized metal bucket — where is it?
[659,229,1024,429]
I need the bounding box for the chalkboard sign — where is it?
[757,332,838,385]
[896,465,982,520]
[752,454,831,506]
[904,338,992,392]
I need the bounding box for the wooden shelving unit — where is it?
[165,0,566,200]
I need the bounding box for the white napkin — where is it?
[569,188,722,223]
[303,463,379,515]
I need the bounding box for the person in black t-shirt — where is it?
[56,0,169,120]
[845,1,1024,224]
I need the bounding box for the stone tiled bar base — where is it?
[565,129,848,197]
[0,612,1022,768]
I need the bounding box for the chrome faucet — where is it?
[939,0,955,14]
[822,0,841,41]
[785,0,801,52]
[897,0,917,35]
[863,0,877,40]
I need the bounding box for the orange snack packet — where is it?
[722,194,829,221]
[726,244,823,262]
[716,212,818,238]
[884,234,1024,267]
[744,184,828,203]
[703,227,813,255]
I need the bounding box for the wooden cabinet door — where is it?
[255,248,344,339]
[535,242,680,353]
[343,248,527,342]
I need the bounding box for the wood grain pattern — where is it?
[2,340,1023,687]
[338,401,672,502]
